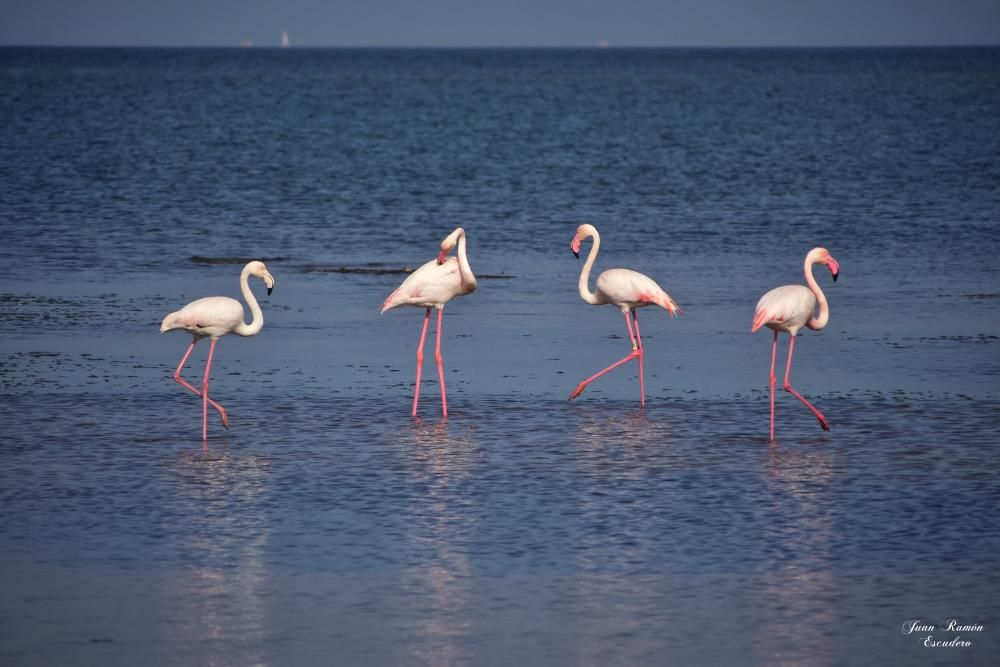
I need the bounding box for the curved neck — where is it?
[578,231,605,305]
[805,256,829,331]
[456,229,477,292]
[234,265,264,336]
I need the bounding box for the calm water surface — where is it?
[1,47,999,665]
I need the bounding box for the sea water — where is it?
[1,47,998,665]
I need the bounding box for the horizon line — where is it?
[1,42,999,50]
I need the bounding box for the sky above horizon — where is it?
[1,0,999,48]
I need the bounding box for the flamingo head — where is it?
[438,227,464,264]
[571,224,598,258]
[247,260,276,295]
[809,247,839,282]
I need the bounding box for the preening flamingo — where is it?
[752,247,840,440]
[381,227,477,418]
[160,260,275,441]
[569,224,681,405]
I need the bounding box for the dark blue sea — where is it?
[1,47,999,666]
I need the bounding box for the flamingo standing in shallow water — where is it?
[381,227,477,418]
[160,260,275,441]
[752,247,840,440]
[569,224,681,405]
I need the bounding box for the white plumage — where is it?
[751,247,840,439]
[568,223,681,405]
[160,296,246,339]
[381,228,476,418]
[380,255,473,313]
[753,284,817,336]
[160,260,275,440]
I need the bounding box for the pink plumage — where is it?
[752,247,840,439]
[595,268,681,316]
[160,296,247,340]
[380,255,473,314]
[381,227,477,418]
[160,260,275,441]
[752,285,816,336]
[567,224,681,405]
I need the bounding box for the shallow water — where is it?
[1,47,999,665]
[1,393,999,665]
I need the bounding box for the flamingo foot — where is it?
[569,382,588,400]
[219,407,230,430]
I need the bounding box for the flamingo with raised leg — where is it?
[381,227,477,418]
[568,224,681,405]
[160,260,275,441]
[752,247,840,440]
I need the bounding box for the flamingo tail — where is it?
[380,290,402,314]
[661,293,681,317]
[160,312,182,333]
[641,292,681,316]
[751,309,769,333]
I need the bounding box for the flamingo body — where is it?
[382,228,476,417]
[595,268,680,314]
[380,255,473,314]
[752,284,817,336]
[161,260,275,441]
[752,247,839,440]
[161,296,246,339]
[568,224,680,405]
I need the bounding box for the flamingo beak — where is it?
[267,286,273,295]
[828,257,840,282]
[437,250,447,265]
[571,235,582,259]
[264,272,275,295]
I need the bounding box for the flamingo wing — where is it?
[380,257,464,313]
[753,284,816,333]
[161,296,244,337]
[596,268,680,315]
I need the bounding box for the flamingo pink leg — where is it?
[632,308,645,406]
[435,308,448,418]
[412,307,432,417]
[172,337,229,430]
[769,331,778,440]
[201,338,219,441]
[783,336,830,432]
[569,310,641,401]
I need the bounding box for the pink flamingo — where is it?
[569,224,681,405]
[752,247,840,440]
[160,261,275,441]
[381,227,477,418]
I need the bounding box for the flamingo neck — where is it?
[234,264,264,337]
[456,229,477,293]
[578,231,605,305]
[805,255,829,331]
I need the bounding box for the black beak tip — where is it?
[573,251,579,259]
[267,287,274,295]
[832,271,839,282]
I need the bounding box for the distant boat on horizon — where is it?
[281,30,290,48]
